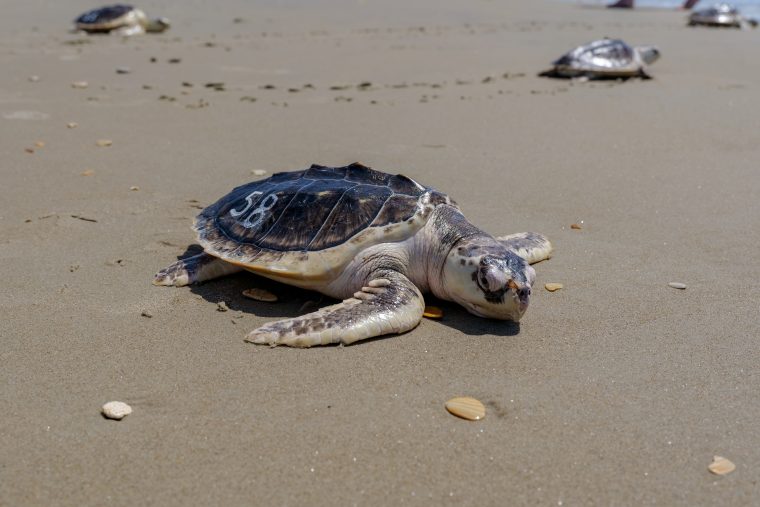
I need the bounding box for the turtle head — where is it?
[443,240,535,322]
[145,17,171,33]
[636,46,661,65]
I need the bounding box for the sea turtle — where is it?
[541,38,660,80]
[687,3,758,28]
[154,163,552,348]
[74,4,170,36]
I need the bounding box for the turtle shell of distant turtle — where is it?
[75,4,145,33]
[688,4,743,27]
[551,38,649,78]
[195,163,452,281]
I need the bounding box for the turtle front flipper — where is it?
[153,253,242,286]
[496,232,553,264]
[246,272,425,347]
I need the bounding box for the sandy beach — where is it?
[2,0,759,504]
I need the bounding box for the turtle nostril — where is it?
[517,287,530,301]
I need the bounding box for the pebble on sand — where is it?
[67,122,79,129]
[423,306,443,319]
[80,169,95,176]
[668,282,687,290]
[101,401,132,420]
[71,81,89,89]
[708,456,735,475]
[251,169,267,176]
[570,223,582,230]
[445,397,486,421]
[217,301,229,312]
[545,283,563,292]
[116,67,131,74]
[96,139,113,147]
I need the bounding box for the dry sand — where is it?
[2,0,759,505]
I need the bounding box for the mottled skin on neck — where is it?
[325,204,534,321]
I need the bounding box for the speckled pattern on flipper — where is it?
[245,272,424,347]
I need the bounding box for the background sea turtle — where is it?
[75,4,170,36]
[688,3,758,28]
[154,163,552,348]
[541,38,660,80]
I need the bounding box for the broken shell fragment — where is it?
[96,139,113,147]
[570,223,582,230]
[708,456,735,475]
[80,169,95,176]
[668,282,687,290]
[242,288,278,302]
[445,397,486,421]
[251,169,267,176]
[67,122,79,129]
[101,401,132,420]
[544,283,563,292]
[423,306,443,319]
[71,81,89,89]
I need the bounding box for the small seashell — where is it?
[445,397,486,421]
[668,282,687,290]
[101,401,132,420]
[140,310,153,318]
[570,223,582,230]
[25,148,34,154]
[71,81,89,89]
[708,456,735,475]
[423,306,443,319]
[217,301,229,312]
[242,288,278,302]
[80,169,95,176]
[129,186,140,191]
[67,122,78,129]
[544,283,563,292]
[96,139,113,147]
[34,140,45,148]
[251,169,267,176]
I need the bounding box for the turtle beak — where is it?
[507,279,519,291]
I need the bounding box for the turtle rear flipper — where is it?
[245,272,424,347]
[154,252,242,286]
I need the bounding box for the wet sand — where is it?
[2,0,759,505]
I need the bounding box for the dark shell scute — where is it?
[308,185,392,251]
[371,194,419,227]
[346,163,391,186]
[388,174,423,194]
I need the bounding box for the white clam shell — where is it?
[101,401,132,420]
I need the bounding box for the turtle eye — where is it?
[477,263,508,293]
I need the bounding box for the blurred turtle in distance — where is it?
[688,3,758,28]
[74,4,170,36]
[540,38,660,80]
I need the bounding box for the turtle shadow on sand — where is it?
[175,245,520,343]
[538,69,651,81]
